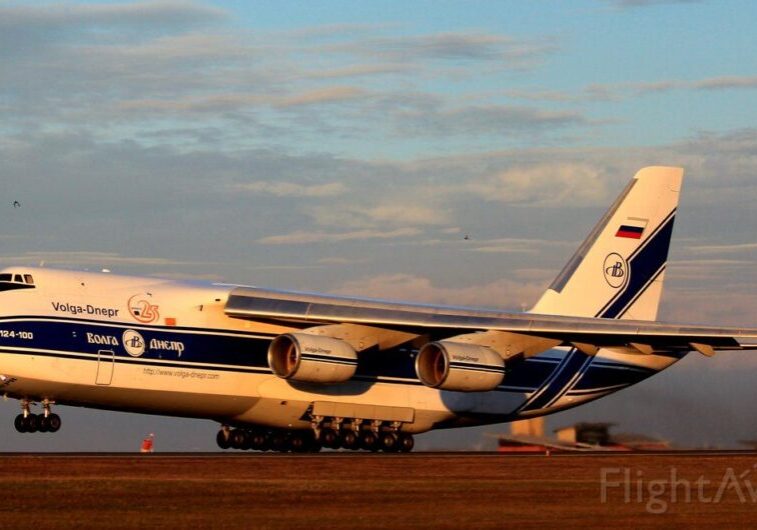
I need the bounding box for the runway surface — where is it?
[1,452,757,528]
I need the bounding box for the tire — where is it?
[38,416,50,433]
[216,429,231,450]
[360,431,377,451]
[241,431,254,450]
[13,414,25,433]
[381,433,400,452]
[270,431,289,452]
[230,429,247,450]
[290,433,308,453]
[341,431,359,450]
[250,431,267,451]
[398,433,415,452]
[319,428,340,449]
[24,414,39,433]
[47,413,62,433]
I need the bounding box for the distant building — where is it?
[496,418,550,453]
[554,422,614,446]
[497,420,670,453]
[510,417,544,437]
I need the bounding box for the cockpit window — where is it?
[0,272,36,292]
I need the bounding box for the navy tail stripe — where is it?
[598,210,676,319]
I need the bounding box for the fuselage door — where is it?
[95,350,114,385]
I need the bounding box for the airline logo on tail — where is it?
[603,253,627,289]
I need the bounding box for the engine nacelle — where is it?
[415,341,505,392]
[267,333,358,384]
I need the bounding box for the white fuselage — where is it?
[0,267,682,434]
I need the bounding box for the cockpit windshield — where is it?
[0,273,35,292]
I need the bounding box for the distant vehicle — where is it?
[0,167,754,452]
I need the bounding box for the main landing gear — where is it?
[215,419,415,453]
[312,419,414,453]
[311,416,414,453]
[14,399,61,434]
[216,426,322,453]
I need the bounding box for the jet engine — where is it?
[267,333,358,384]
[415,341,505,392]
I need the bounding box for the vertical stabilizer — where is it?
[531,166,683,320]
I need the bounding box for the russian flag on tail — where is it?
[616,217,648,239]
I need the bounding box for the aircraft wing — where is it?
[225,286,757,356]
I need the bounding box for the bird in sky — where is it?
[12,201,20,208]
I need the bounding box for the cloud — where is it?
[0,251,197,268]
[504,89,581,103]
[661,288,757,327]
[304,64,412,80]
[510,76,757,104]
[635,77,757,94]
[330,273,547,310]
[362,204,448,226]
[316,257,367,265]
[235,181,347,197]
[468,162,610,206]
[687,243,757,255]
[576,76,757,102]
[0,4,569,155]
[694,76,757,90]
[275,87,366,108]
[0,1,227,58]
[469,238,576,254]
[395,105,586,137]
[257,228,422,245]
[604,0,702,8]
[327,32,557,66]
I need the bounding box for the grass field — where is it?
[1,453,756,528]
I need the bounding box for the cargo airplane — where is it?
[1,167,755,452]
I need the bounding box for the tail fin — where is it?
[530,166,683,320]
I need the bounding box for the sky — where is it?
[0,0,756,451]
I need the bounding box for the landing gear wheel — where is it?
[230,429,247,450]
[243,431,255,450]
[270,431,290,452]
[249,430,268,451]
[38,416,50,433]
[216,429,231,449]
[398,433,414,452]
[380,432,400,452]
[360,431,378,451]
[290,432,310,453]
[341,430,359,450]
[14,414,25,433]
[319,428,341,449]
[24,414,39,433]
[47,413,62,433]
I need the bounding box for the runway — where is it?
[1,452,756,528]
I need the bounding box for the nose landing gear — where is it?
[14,399,61,434]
